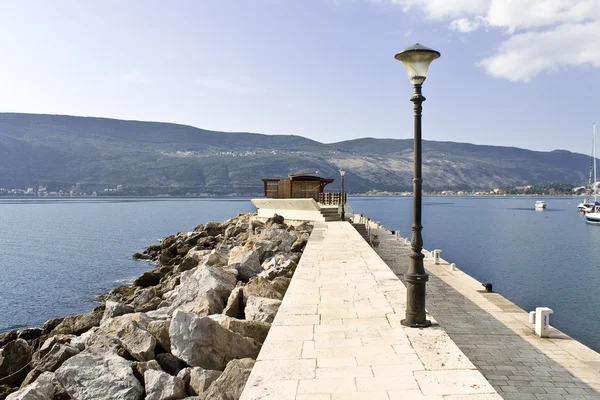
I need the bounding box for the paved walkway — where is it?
[372,225,600,400]
[241,222,500,400]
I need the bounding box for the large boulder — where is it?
[102,300,134,322]
[190,288,224,316]
[129,287,162,312]
[0,339,33,387]
[162,264,237,313]
[133,271,163,288]
[290,235,309,252]
[49,307,104,336]
[146,319,171,352]
[34,343,80,373]
[6,371,55,400]
[94,313,157,362]
[244,296,281,323]
[177,249,211,273]
[259,255,297,280]
[144,369,186,400]
[228,245,262,282]
[169,310,260,370]
[0,331,17,348]
[55,349,144,400]
[212,315,271,345]
[199,358,255,400]
[260,228,296,254]
[188,367,221,396]
[245,277,285,300]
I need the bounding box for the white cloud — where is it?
[377,0,600,82]
[449,18,482,33]
[196,76,264,95]
[479,22,600,82]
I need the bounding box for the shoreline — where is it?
[0,213,312,400]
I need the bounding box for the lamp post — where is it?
[339,168,346,221]
[395,43,440,328]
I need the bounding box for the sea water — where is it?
[1,196,598,353]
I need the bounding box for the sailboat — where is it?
[583,123,600,223]
[578,131,596,211]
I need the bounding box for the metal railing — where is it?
[319,192,347,205]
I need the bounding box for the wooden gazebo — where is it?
[262,173,334,202]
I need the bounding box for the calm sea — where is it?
[1,196,598,353]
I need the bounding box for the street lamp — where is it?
[339,168,346,221]
[395,43,440,328]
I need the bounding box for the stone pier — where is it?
[240,222,499,399]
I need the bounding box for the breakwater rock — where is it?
[0,213,312,400]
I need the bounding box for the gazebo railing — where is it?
[319,192,347,205]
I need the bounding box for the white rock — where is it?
[189,367,221,395]
[55,349,143,400]
[6,371,55,400]
[144,369,186,400]
[228,245,262,281]
[244,296,282,323]
[95,313,156,361]
[169,310,260,370]
[199,358,255,400]
[163,264,237,313]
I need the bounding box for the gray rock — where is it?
[0,339,33,387]
[177,249,211,273]
[200,358,255,400]
[36,335,76,361]
[133,271,163,288]
[245,296,282,323]
[259,257,297,280]
[191,288,224,316]
[49,308,104,336]
[101,300,134,322]
[205,249,229,268]
[213,315,271,344]
[223,286,245,319]
[0,331,17,348]
[144,369,186,400]
[147,319,171,352]
[228,245,262,281]
[169,310,260,370]
[270,277,292,297]
[261,228,296,253]
[55,349,143,400]
[17,328,42,342]
[245,277,285,300]
[130,287,162,312]
[95,313,156,361]
[6,371,55,400]
[163,264,237,313]
[189,367,221,396]
[131,359,161,385]
[290,236,308,252]
[34,343,80,373]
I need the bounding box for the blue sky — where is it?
[1,0,599,155]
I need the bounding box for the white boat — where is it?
[535,201,547,209]
[579,132,596,211]
[584,123,600,223]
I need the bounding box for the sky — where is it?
[1,0,600,155]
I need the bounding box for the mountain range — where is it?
[0,113,590,195]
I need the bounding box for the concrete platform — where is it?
[240,222,500,399]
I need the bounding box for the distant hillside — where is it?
[0,113,591,195]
